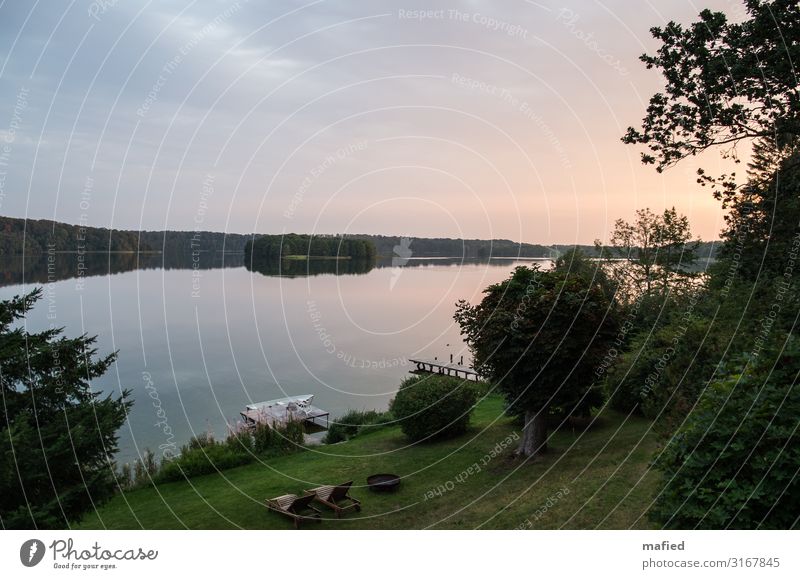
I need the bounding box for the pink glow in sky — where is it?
[0,0,743,244]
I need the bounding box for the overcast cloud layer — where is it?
[0,0,738,244]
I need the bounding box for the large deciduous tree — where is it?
[622,0,800,174]
[454,263,618,457]
[0,290,131,528]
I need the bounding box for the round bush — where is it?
[389,375,478,442]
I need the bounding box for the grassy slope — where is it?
[78,397,660,530]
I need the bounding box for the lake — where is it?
[0,253,551,463]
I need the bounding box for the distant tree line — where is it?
[244,234,377,261]
[0,216,149,255]
[348,234,555,258]
[552,240,718,261]
[0,216,255,255]
[0,215,721,262]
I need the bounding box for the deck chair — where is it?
[265,493,321,528]
[305,481,361,518]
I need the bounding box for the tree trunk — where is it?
[517,410,548,457]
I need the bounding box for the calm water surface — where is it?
[0,255,550,462]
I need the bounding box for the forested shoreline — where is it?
[0,215,719,260]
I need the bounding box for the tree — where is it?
[622,0,800,529]
[623,0,800,174]
[454,265,618,456]
[650,336,800,529]
[715,138,800,280]
[0,290,131,528]
[554,247,617,298]
[602,207,699,302]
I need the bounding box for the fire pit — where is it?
[367,473,401,493]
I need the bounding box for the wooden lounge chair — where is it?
[305,480,362,518]
[265,493,321,528]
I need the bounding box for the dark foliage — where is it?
[245,255,375,277]
[244,234,377,262]
[323,409,393,444]
[714,142,800,281]
[390,375,478,443]
[347,234,554,258]
[455,265,618,422]
[0,290,132,528]
[650,337,800,529]
[623,0,800,172]
[154,420,306,484]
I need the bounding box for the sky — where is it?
[0,0,743,245]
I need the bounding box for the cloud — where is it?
[0,0,733,242]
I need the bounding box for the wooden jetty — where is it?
[408,358,481,381]
[240,395,330,429]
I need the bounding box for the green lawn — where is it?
[78,396,661,530]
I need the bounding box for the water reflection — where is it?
[0,251,243,288]
[0,251,548,287]
[0,253,552,462]
[245,256,375,277]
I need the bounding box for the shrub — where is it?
[187,432,215,450]
[606,280,800,424]
[276,419,305,451]
[225,428,254,454]
[323,409,393,444]
[156,443,250,482]
[650,337,800,529]
[252,422,273,453]
[114,418,315,486]
[117,463,133,490]
[606,316,725,418]
[390,375,478,442]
